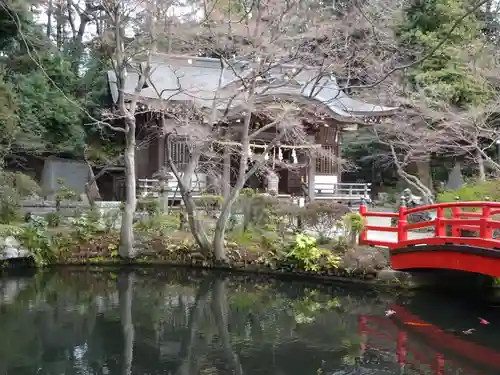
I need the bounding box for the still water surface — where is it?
[0,269,499,375]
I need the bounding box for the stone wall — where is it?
[20,199,90,216]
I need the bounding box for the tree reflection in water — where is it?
[0,269,496,375]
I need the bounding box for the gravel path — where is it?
[366,216,432,244]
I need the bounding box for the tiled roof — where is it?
[107,54,397,118]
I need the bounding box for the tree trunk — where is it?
[175,278,212,375]
[211,278,244,375]
[477,148,486,181]
[213,113,252,261]
[415,160,433,191]
[165,132,212,255]
[119,120,137,258]
[213,165,248,261]
[46,0,52,38]
[118,272,135,375]
[389,145,433,201]
[182,193,212,253]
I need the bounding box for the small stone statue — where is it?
[400,188,434,228]
[402,188,420,208]
[266,170,279,195]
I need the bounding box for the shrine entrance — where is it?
[239,146,307,196]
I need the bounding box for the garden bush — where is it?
[234,189,282,230]
[336,212,365,248]
[137,198,161,216]
[0,171,40,224]
[196,194,223,217]
[279,233,341,272]
[437,179,500,204]
[436,179,500,237]
[298,201,351,240]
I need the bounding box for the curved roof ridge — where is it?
[107,54,398,117]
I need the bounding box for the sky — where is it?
[33,0,203,44]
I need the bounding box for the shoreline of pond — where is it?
[5,257,499,295]
[38,258,413,289]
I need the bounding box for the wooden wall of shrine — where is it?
[133,115,342,196]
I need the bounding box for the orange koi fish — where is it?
[405,322,432,327]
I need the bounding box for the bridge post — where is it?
[397,196,408,243]
[359,198,368,244]
[358,316,367,356]
[397,330,407,368]
[435,353,445,375]
[480,203,492,239]
[451,197,461,237]
[435,206,445,237]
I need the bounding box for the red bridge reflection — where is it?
[359,305,500,374]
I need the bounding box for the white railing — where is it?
[137,176,207,199]
[313,182,371,201]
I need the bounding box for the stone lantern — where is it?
[266,170,279,195]
[155,167,172,214]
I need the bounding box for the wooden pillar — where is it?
[334,126,341,181]
[307,155,315,201]
[222,146,231,200]
[307,135,316,202]
[159,116,169,171]
[158,134,166,172]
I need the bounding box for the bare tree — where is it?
[434,104,500,179]
[374,94,500,198]
[373,103,446,198]
[99,0,406,260]
[99,0,167,257]
[158,0,405,260]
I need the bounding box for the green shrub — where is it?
[233,190,283,231]
[196,194,223,216]
[134,213,180,235]
[55,178,79,202]
[437,179,500,204]
[339,212,365,247]
[18,216,55,266]
[0,171,40,224]
[137,198,161,216]
[70,212,103,241]
[0,189,20,224]
[0,224,22,237]
[298,201,351,240]
[45,212,62,228]
[284,233,341,272]
[436,179,500,237]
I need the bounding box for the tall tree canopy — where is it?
[398,0,494,107]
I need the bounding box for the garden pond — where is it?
[0,268,499,375]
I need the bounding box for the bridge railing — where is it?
[359,200,500,248]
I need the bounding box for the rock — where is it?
[0,236,33,260]
[377,269,410,282]
[445,162,465,190]
[340,246,389,271]
[4,236,20,248]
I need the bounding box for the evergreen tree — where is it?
[398,0,493,107]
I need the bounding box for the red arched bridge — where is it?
[358,201,500,277]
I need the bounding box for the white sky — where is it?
[33,1,203,43]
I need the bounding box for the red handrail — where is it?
[405,201,500,214]
[358,200,500,248]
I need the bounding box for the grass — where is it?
[0,223,23,237]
